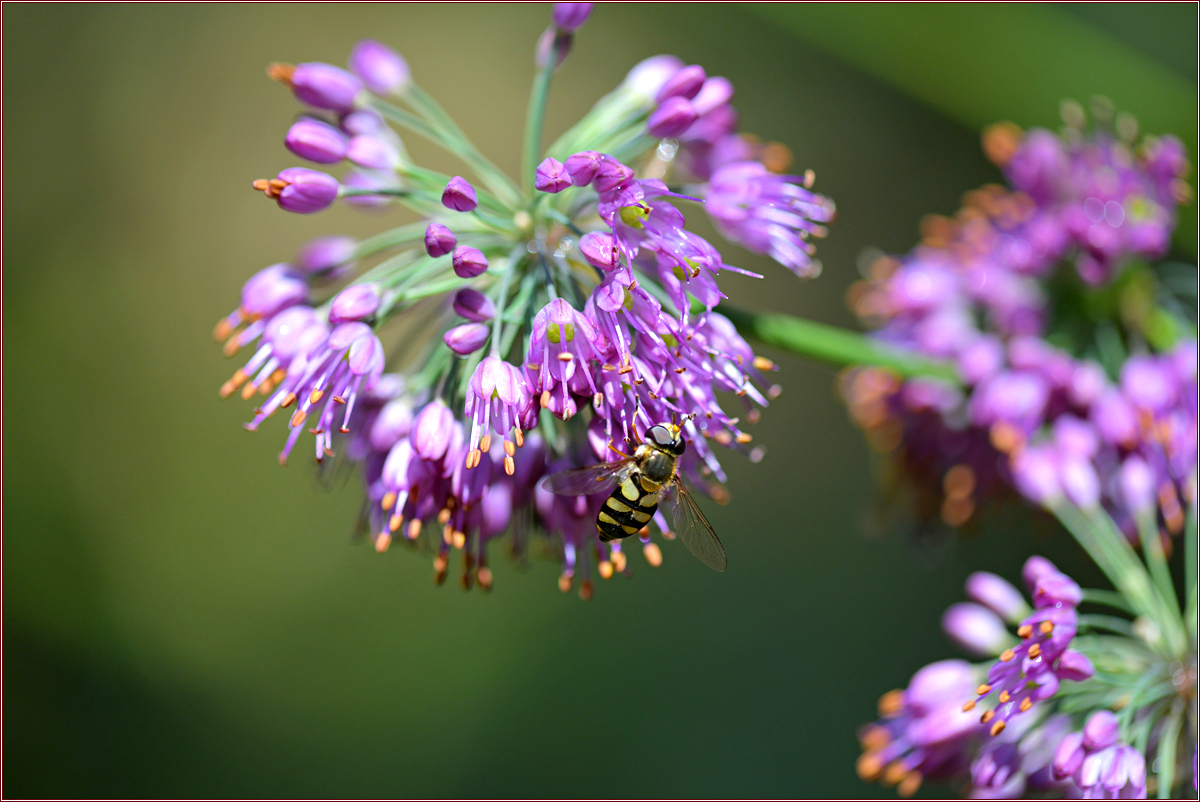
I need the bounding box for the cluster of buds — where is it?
[215,4,834,595]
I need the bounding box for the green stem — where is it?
[1156,701,1182,798]
[1186,499,1196,633]
[716,306,961,382]
[1137,511,1182,624]
[353,221,429,259]
[369,96,521,210]
[490,246,525,356]
[522,39,559,196]
[1057,502,1186,658]
[1080,588,1136,614]
[1077,613,1135,636]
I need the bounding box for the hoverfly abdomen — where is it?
[597,475,659,542]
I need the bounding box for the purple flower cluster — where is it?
[631,58,836,276]
[859,557,1094,797]
[842,113,1196,540]
[1053,711,1147,799]
[963,558,1093,737]
[215,7,836,594]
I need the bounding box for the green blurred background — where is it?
[3,4,1194,797]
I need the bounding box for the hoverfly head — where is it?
[648,422,687,456]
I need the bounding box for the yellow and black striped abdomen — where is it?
[596,476,659,541]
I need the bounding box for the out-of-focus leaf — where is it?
[753,3,1197,254]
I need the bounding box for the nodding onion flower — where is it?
[846,101,1196,799]
[214,3,834,596]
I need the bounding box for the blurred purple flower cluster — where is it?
[841,109,1195,540]
[858,556,1095,798]
[214,4,835,594]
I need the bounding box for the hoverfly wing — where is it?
[541,460,631,496]
[669,479,727,572]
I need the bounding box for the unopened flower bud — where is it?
[346,135,400,170]
[656,64,706,103]
[412,400,454,461]
[941,602,1012,656]
[348,39,410,95]
[255,167,339,214]
[289,62,363,112]
[329,283,381,323]
[579,231,618,270]
[552,2,592,32]
[1056,649,1095,681]
[340,109,387,137]
[295,236,356,274]
[1031,571,1082,608]
[535,27,572,69]
[285,118,349,164]
[442,176,478,212]
[623,54,684,101]
[444,322,490,355]
[965,572,1029,623]
[1053,732,1086,780]
[1058,453,1100,510]
[592,157,635,192]
[1021,555,1059,590]
[534,157,571,193]
[1119,457,1156,515]
[565,151,602,186]
[1010,444,1060,508]
[452,246,488,278]
[369,398,413,452]
[691,76,733,116]
[241,264,307,318]
[1082,710,1119,751]
[453,288,495,322]
[340,170,397,209]
[424,223,457,257]
[648,96,698,138]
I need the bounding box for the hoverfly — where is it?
[541,423,727,571]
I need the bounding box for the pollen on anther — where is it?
[309,389,323,404]
[753,356,775,371]
[504,455,515,475]
[989,721,1006,737]
[643,542,663,567]
[382,491,397,511]
[290,409,307,428]
[407,519,422,539]
[389,513,402,532]
[1039,620,1054,635]
[1017,624,1033,638]
[281,392,297,408]
[1027,643,1041,659]
[503,440,515,457]
[980,710,994,724]
[976,683,992,696]
[999,649,1015,662]
[998,690,1010,703]
[375,533,391,553]
[878,689,904,717]
[598,561,614,580]
[479,434,492,452]
[514,428,524,447]
[1019,697,1033,712]
[962,700,976,712]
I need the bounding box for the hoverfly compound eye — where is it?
[672,434,687,456]
[648,424,673,447]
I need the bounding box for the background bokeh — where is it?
[4,4,1194,797]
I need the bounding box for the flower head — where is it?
[222,7,835,593]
